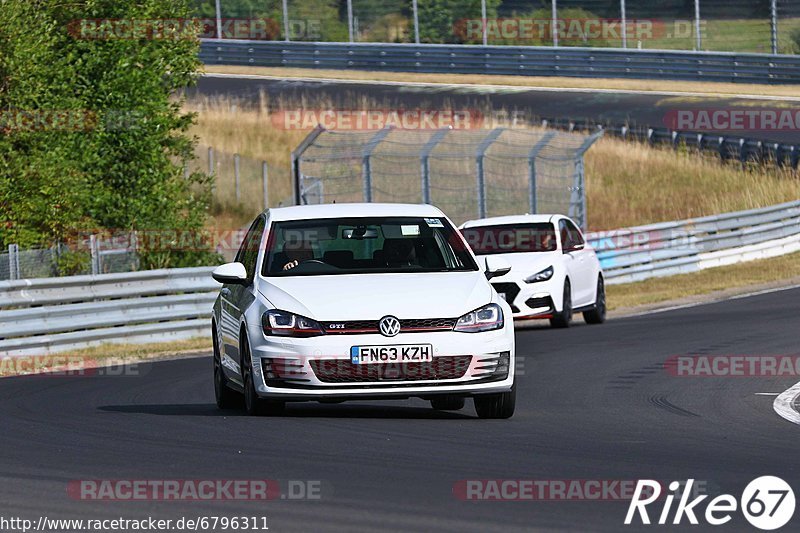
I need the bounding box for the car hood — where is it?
[258,271,492,320]
[480,251,560,277]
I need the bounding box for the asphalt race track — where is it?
[192,75,800,145]
[1,288,799,532]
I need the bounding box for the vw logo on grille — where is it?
[378,316,401,337]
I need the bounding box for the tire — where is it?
[549,280,573,328]
[474,384,516,419]
[241,334,285,417]
[431,396,466,411]
[583,276,607,325]
[213,323,238,409]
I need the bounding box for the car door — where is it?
[563,219,594,307]
[220,216,265,381]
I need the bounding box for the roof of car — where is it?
[266,203,446,222]
[460,214,562,228]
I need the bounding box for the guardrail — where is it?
[587,200,800,284]
[199,40,800,85]
[0,268,218,356]
[2,201,798,355]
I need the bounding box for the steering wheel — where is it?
[298,259,326,266]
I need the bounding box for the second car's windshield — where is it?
[461,223,557,255]
[262,216,478,276]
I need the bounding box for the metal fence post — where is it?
[262,161,269,211]
[8,244,20,281]
[620,0,627,48]
[208,147,215,194]
[694,0,702,50]
[347,0,354,42]
[420,128,449,204]
[481,0,488,46]
[412,0,420,43]
[528,132,556,214]
[552,0,559,47]
[770,0,778,55]
[475,128,503,219]
[234,153,241,202]
[90,235,100,275]
[214,0,222,39]
[291,125,326,205]
[282,0,290,41]
[361,127,393,203]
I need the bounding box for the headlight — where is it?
[454,303,504,333]
[262,310,323,337]
[524,266,554,284]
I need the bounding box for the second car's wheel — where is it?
[474,384,516,419]
[213,323,238,409]
[431,396,466,411]
[241,335,285,417]
[583,276,607,325]
[549,280,573,328]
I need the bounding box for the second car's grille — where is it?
[310,356,472,383]
[322,318,456,334]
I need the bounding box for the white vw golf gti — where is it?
[460,214,605,327]
[211,203,516,418]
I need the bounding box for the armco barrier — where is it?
[1,201,798,355]
[0,267,218,356]
[199,40,800,85]
[587,200,800,284]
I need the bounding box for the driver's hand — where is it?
[283,260,299,270]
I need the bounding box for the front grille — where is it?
[322,318,455,334]
[492,282,520,304]
[310,356,472,383]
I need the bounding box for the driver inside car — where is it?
[274,240,315,271]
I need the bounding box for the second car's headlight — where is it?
[262,310,323,337]
[454,304,504,333]
[524,266,554,284]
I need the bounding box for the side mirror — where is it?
[484,256,512,280]
[212,262,248,284]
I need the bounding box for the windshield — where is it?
[262,216,479,276]
[461,223,557,255]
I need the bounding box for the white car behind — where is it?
[460,214,606,328]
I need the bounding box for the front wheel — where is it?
[474,384,515,419]
[583,277,607,325]
[241,335,285,416]
[213,324,238,409]
[549,280,572,328]
[431,396,466,411]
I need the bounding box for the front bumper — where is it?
[491,279,560,319]
[250,329,514,399]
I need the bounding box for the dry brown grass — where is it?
[607,251,800,311]
[203,65,800,99]
[189,97,800,231]
[584,138,800,230]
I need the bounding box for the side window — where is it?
[236,216,266,282]
[566,220,585,246]
[558,219,571,250]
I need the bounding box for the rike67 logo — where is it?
[625,477,795,530]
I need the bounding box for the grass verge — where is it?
[607,251,800,311]
[0,337,211,378]
[203,65,800,99]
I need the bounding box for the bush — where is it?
[0,0,216,268]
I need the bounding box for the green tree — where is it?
[0,0,216,268]
[418,0,500,44]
